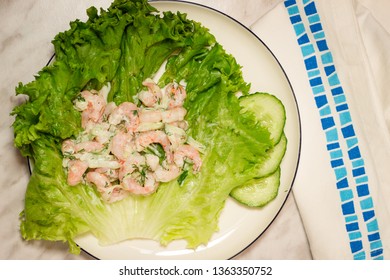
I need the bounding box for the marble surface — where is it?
[0,0,312,260]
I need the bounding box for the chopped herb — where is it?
[177,170,188,186]
[145,143,166,162]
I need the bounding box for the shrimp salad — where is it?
[61,78,204,203]
[13,0,287,254]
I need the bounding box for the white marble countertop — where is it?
[0,0,312,260]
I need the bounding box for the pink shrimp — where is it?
[173,144,202,172]
[118,152,146,180]
[94,167,119,182]
[161,107,187,123]
[92,123,112,145]
[154,164,181,182]
[103,102,117,119]
[62,139,104,155]
[110,131,135,161]
[62,139,76,156]
[135,130,173,162]
[104,187,129,203]
[121,172,158,195]
[170,120,189,130]
[86,171,127,203]
[138,78,162,107]
[80,90,106,129]
[108,102,139,133]
[138,108,163,123]
[75,140,104,153]
[145,154,160,171]
[67,160,89,186]
[85,171,111,190]
[166,82,186,108]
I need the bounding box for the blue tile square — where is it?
[321,52,333,64]
[304,55,318,70]
[298,34,310,45]
[345,215,358,223]
[342,201,355,215]
[340,189,353,201]
[350,240,363,253]
[314,31,325,40]
[330,149,342,159]
[342,124,355,138]
[327,142,340,150]
[331,158,344,168]
[340,111,352,125]
[349,231,362,240]
[317,39,328,51]
[360,197,374,210]
[304,1,317,16]
[370,241,383,250]
[348,146,361,160]
[312,85,325,95]
[334,94,346,104]
[357,184,369,197]
[368,232,380,242]
[367,219,379,232]
[310,23,323,33]
[346,222,359,232]
[315,95,327,108]
[352,159,364,168]
[290,14,302,24]
[331,86,343,96]
[336,103,348,112]
[293,22,305,35]
[363,210,375,221]
[321,116,335,129]
[284,0,296,8]
[301,44,315,56]
[353,167,365,177]
[319,105,331,116]
[336,177,349,189]
[308,14,320,24]
[324,65,335,76]
[346,137,358,148]
[328,73,341,86]
[288,5,300,16]
[356,176,368,184]
[353,251,366,260]
[371,248,383,257]
[308,69,321,78]
[334,167,347,180]
[310,76,322,87]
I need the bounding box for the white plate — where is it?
[74,0,301,260]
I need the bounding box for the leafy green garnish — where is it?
[12,0,273,254]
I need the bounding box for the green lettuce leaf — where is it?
[13,0,274,254]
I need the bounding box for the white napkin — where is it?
[251,0,390,259]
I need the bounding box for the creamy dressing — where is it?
[61,79,204,203]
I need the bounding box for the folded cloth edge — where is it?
[250,0,390,259]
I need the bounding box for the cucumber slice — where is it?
[233,92,287,207]
[239,92,286,145]
[253,133,287,178]
[231,167,281,207]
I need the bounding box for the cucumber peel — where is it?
[231,168,281,207]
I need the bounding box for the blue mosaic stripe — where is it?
[284,0,384,259]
